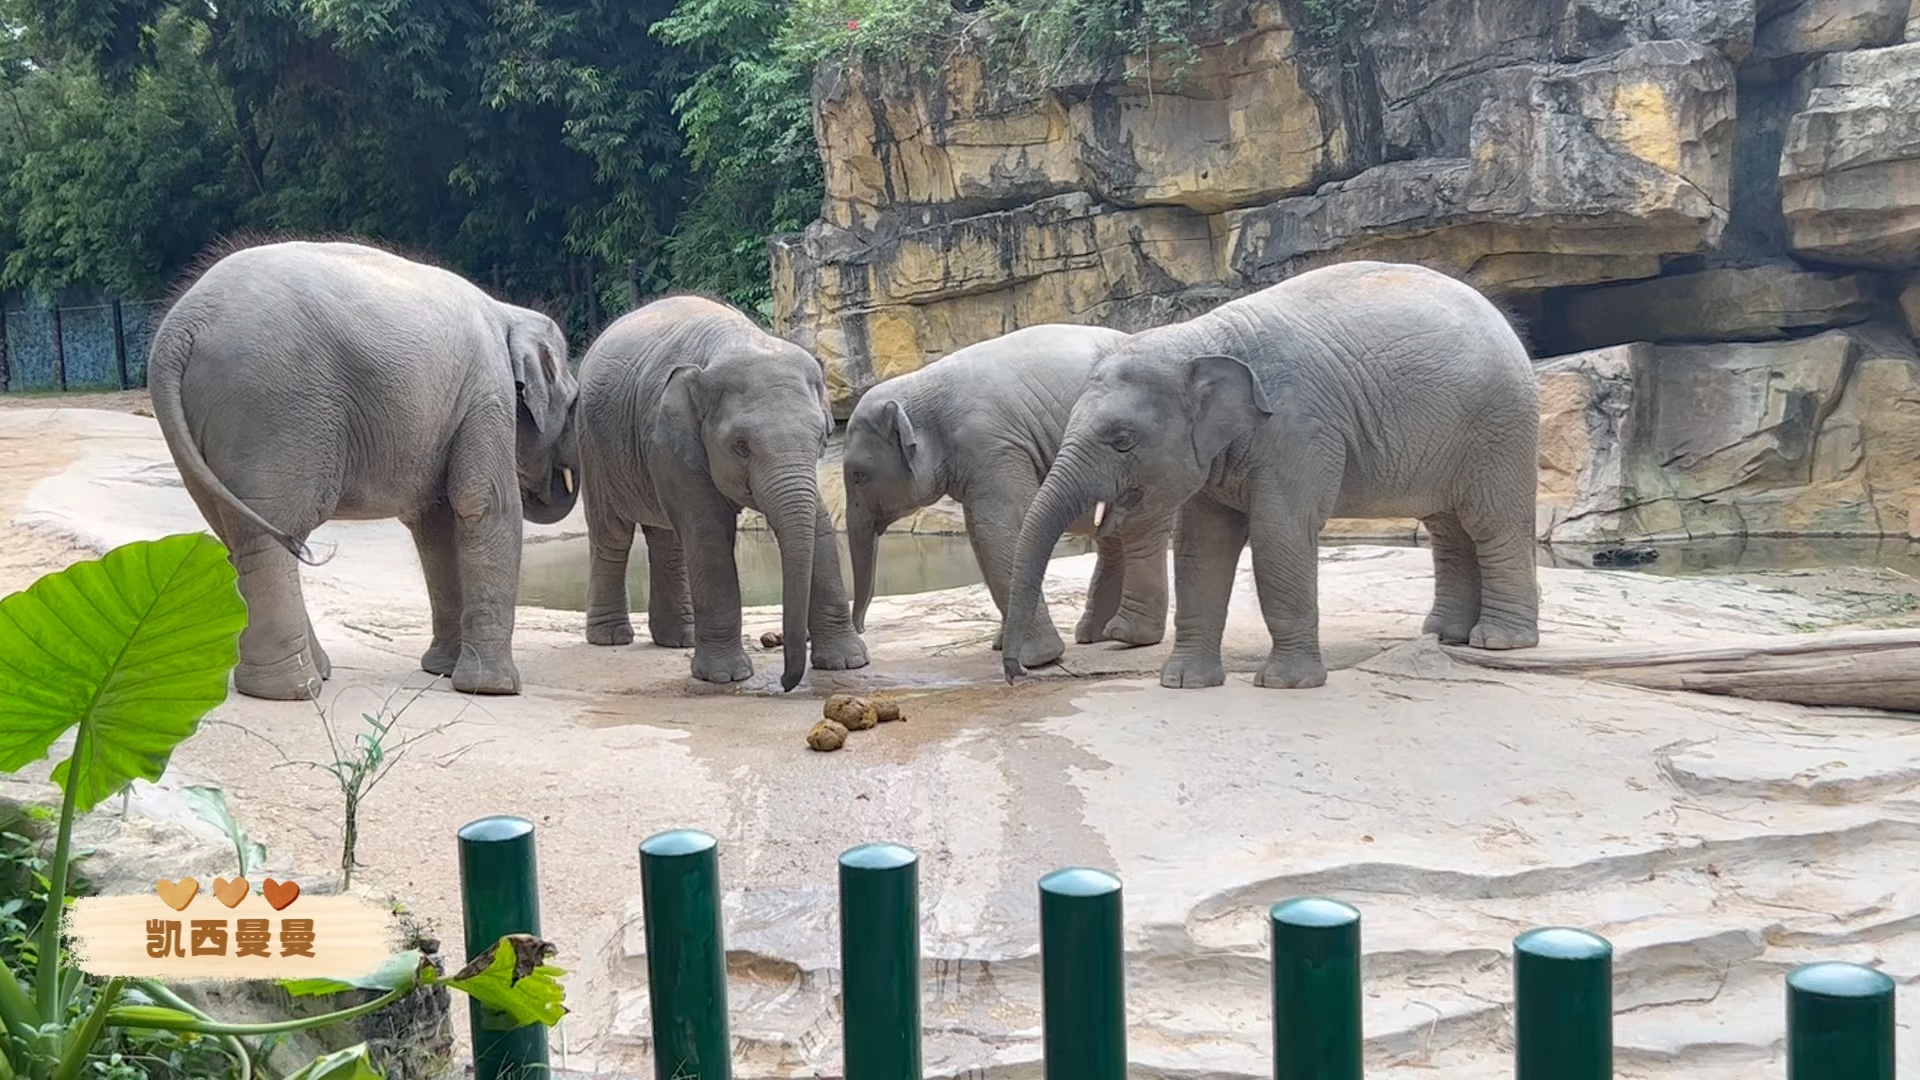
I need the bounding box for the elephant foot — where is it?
[691,644,754,684]
[1101,612,1165,648]
[1421,611,1475,645]
[235,653,325,702]
[1159,651,1225,689]
[453,651,522,695]
[311,638,333,681]
[647,615,694,649]
[810,631,870,671]
[991,627,1004,652]
[1255,650,1327,690]
[1072,611,1108,645]
[1019,624,1067,669]
[421,638,460,677]
[586,615,635,646]
[1469,618,1538,650]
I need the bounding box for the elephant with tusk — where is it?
[1001,260,1542,690]
[147,239,581,701]
[841,323,1170,667]
[576,295,868,691]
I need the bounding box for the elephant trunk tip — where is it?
[780,669,803,692]
[1003,654,1025,683]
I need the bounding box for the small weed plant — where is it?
[0,534,566,1080]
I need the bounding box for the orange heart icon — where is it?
[212,877,249,908]
[154,878,199,911]
[263,878,301,911]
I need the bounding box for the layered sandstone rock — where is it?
[1781,41,1920,266]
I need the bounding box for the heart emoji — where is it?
[154,878,199,911]
[263,878,301,911]
[212,877,249,908]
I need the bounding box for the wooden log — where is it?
[1440,629,1920,714]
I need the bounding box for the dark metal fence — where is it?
[0,297,168,394]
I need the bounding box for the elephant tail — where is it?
[146,312,320,566]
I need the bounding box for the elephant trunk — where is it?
[848,506,880,635]
[760,463,819,692]
[1003,449,1101,681]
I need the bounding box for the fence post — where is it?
[111,299,128,390]
[1787,961,1895,1080]
[1039,867,1126,1080]
[51,303,65,392]
[839,842,921,1079]
[1271,898,1362,1080]
[1513,927,1612,1080]
[639,829,731,1080]
[0,304,9,393]
[456,816,548,1080]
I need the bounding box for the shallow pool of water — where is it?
[517,531,1920,612]
[519,531,1098,612]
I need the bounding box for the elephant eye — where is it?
[732,437,751,459]
[1109,431,1136,453]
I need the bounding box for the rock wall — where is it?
[773,0,1920,539]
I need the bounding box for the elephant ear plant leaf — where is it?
[0,535,570,1080]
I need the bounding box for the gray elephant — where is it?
[576,295,867,690]
[1001,260,1541,690]
[841,324,1170,666]
[148,239,580,701]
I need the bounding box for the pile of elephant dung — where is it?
[807,693,905,752]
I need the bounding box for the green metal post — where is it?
[1039,867,1126,1080]
[839,842,921,1079]
[1513,927,1613,1080]
[1788,962,1896,1080]
[457,816,547,1080]
[639,829,731,1080]
[1270,898,1362,1080]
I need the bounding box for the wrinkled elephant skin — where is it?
[1002,260,1542,690]
[842,324,1171,668]
[576,296,867,691]
[148,240,582,701]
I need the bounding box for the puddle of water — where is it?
[519,531,1920,613]
[519,531,1096,612]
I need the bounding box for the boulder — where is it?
[1554,261,1882,349]
[1749,0,1908,75]
[1535,325,1920,541]
[1780,42,1920,267]
[1230,42,1737,293]
[1910,0,1920,39]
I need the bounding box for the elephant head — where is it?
[841,389,942,633]
[1001,340,1272,678]
[662,338,835,691]
[504,305,582,526]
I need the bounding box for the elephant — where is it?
[1000,260,1541,690]
[576,294,868,690]
[148,239,581,701]
[841,323,1171,666]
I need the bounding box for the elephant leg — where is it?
[444,438,523,696]
[806,497,869,671]
[1420,512,1481,645]
[1102,524,1170,647]
[584,496,637,646]
[1075,536,1126,644]
[226,529,325,701]
[1161,496,1246,689]
[1460,482,1540,650]
[1247,474,1338,690]
[407,501,464,676]
[965,480,1067,669]
[678,510,753,684]
[643,526,695,649]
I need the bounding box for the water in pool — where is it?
[517,531,1920,612]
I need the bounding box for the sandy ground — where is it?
[3,400,1919,1078]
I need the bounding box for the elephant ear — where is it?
[506,312,573,437]
[880,399,919,471]
[656,363,710,476]
[1185,354,1273,466]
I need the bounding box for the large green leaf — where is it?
[0,534,246,812]
[282,1043,384,1080]
[281,951,428,999]
[443,935,568,1029]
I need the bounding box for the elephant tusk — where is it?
[561,467,575,494]
[1094,501,1108,529]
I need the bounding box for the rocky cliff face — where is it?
[772,0,1920,540]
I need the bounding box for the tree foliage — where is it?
[0,0,1213,330]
